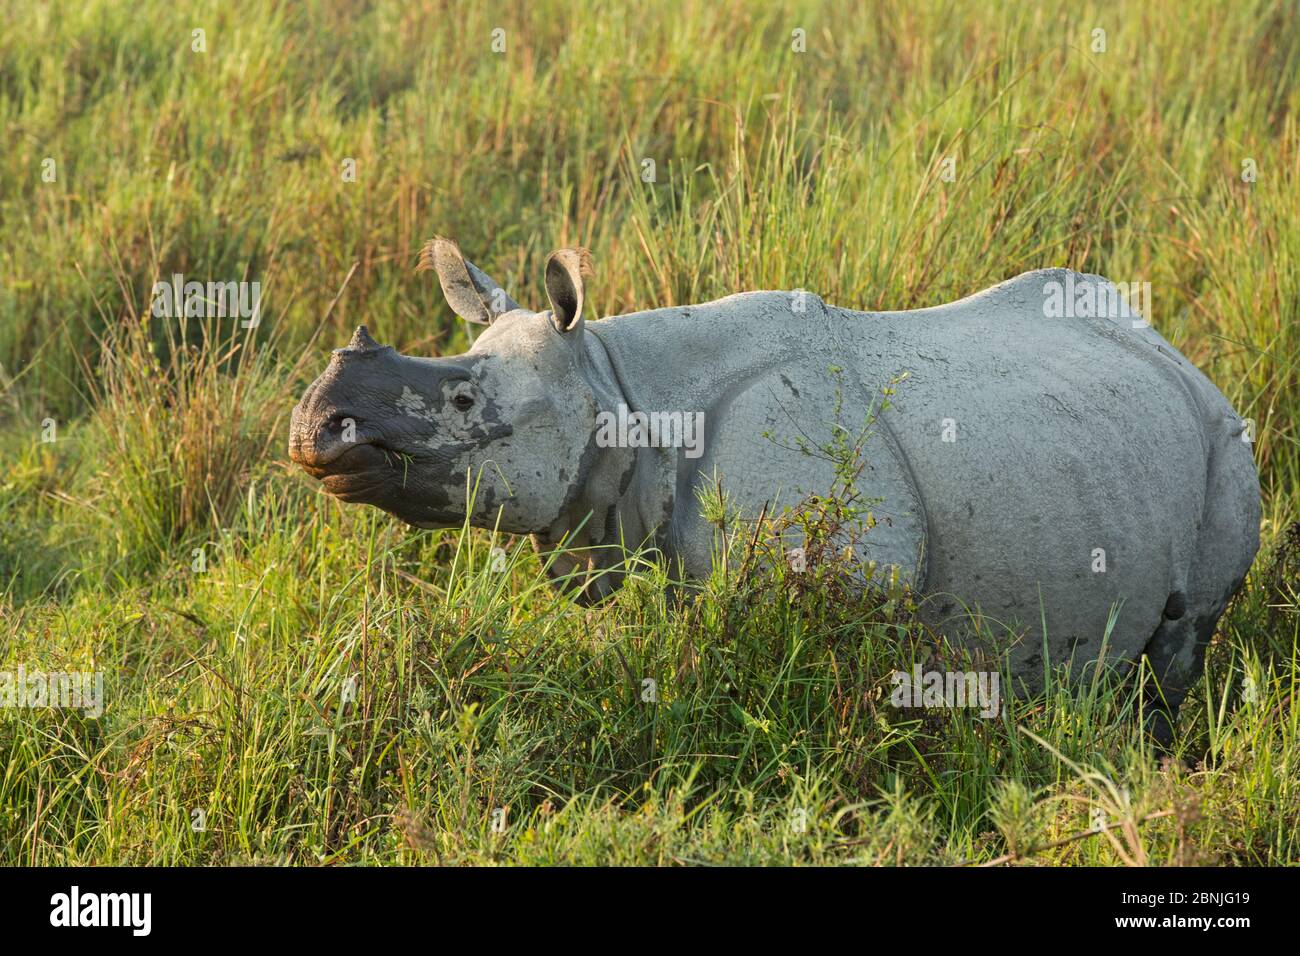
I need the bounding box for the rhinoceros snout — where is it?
[289,401,365,472]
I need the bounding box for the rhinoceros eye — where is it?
[452,392,475,411]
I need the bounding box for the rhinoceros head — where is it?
[288,239,598,533]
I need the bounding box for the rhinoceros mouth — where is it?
[296,441,375,476]
[299,442,410,502]
[323,470,392,502]
[311,445,462,525]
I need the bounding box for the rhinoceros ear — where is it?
[544,247,592,334]
[418,236,520,325]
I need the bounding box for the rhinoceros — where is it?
[288,238,1260,741]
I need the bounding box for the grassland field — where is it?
[0,0,1297,865]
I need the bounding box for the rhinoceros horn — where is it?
[345,325,383,351]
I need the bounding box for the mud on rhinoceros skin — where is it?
[288,238,1261,745]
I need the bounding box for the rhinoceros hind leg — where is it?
[1142,608,1224,751]
[1141,495,1255,749]
[1141,412,1260,750]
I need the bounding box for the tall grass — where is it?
[0,0,1297,864]
[82,310,287,575]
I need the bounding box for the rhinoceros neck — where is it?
[585,291,855,414]
[569,293,870,562]
[528,333,644,550]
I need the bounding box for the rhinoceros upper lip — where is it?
[296,441,385,478]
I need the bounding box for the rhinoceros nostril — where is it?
[326,412,358,432]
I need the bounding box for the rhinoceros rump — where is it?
[288,239,1260,742]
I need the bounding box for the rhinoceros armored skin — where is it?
[289,240,1261,736]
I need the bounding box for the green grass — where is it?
[1,0,1297,865]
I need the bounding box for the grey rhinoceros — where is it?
[289,238,1260,741]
